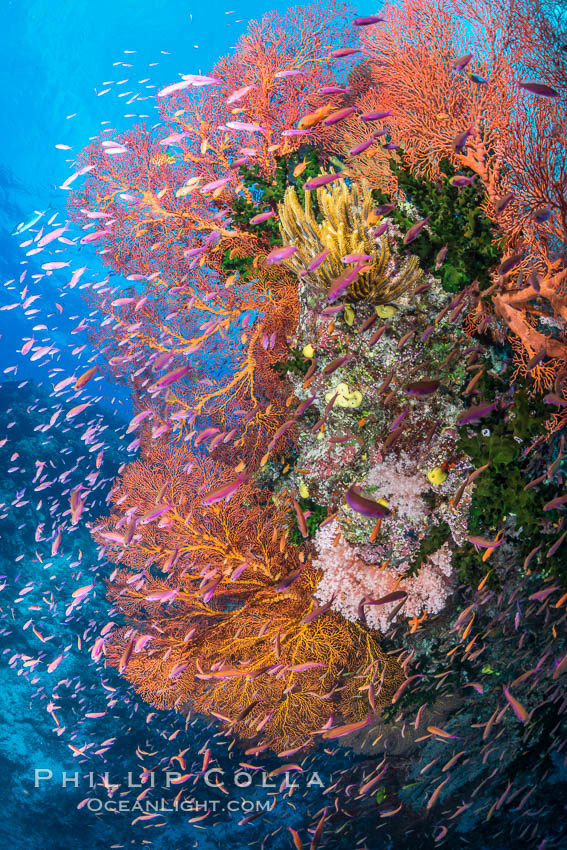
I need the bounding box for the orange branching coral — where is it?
[95,445,402,751]
[329,90,400,194]
[509,328,564,394]
[83,256,299,467]
[492,266,567,364]
[157,1,355,181]
[347,0,567,369]
[358,0,514,193]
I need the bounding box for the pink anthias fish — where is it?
[225,121,264,133]
[265,245,297,264]
[159,132,189,146]
[181,73,224,86]
[348,138,375,156]
[352,15,386,25]
[226,84,254,104]
[304,172,344,191]
[275,69,304,78]
[200,175,231,193]
[37,225,68,247]
[41,261,71,271]
[80,229,112,245]
[150,363,193,391]
[249,210,275,225]
[126,408,153,433]
[139,504,173,525]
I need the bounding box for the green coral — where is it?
[404,521,452,578]
[372,155,501,292]
[456,388,566,587]
[230,147,324,241]
[288,497,329,545]
[219,148,324,278]
[271,347,311,379]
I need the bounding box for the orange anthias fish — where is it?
[297,105,335,129]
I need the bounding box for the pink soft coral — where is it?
[313,520,454,633]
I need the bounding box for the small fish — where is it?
[426,775,451,809]
[360,312,378,332]
[201,474,249,506]
[151,363,193,390]
[158,80,193,97]
[181,73,223,86]
[342,253,372,263]
[119,638,135,673]
[12,209,46,235]
[291,496,309,538]
[297,104,335,129]
[301,596,336,626]
[274,565,305,592]
[405,379,440,397]
[456,399,498,425]
[373,203,395,217]
[494,192,515,213]
[346,485,391,518]
[468,72,488,85]
[304,172,345,191]
[534,205,552,223]
[249,210,275,225]
[517,80,559,98]
[543,494,567,511]
[369,323,388,346]
[453,125,473,153]
[226,121,264,133]
[427,725,457,739]
[453,52,473,70]
[323,107,356,125]
[139,504,172,525]
[200,176,231,193]
[348,139,375,157]
[286,660,326,675]
[74,366,98,390]
[41,261,71,271]
[321,718,369,739]
[498,252,523,276]
[318,85,352,94]
[364,591,407,607]
[352,15,385,25]
[403,217,429,244]
[329,47,361,58]
[265,244,297,264]
[466,531,504,549]
[503,686,529,722]
[361,110,392,122]
[449,174,476,187]
[288,828,303,850]
[327,265,361,302]
[553,651,567,680]
[226,84,254,104]
[304,248,329,273]
[275,68,304,78]
[322,354,350,375]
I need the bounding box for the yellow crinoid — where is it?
[278,176,422,305]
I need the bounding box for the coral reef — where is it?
[24,0,566,845]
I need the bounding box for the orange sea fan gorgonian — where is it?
[93,444,402,752]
